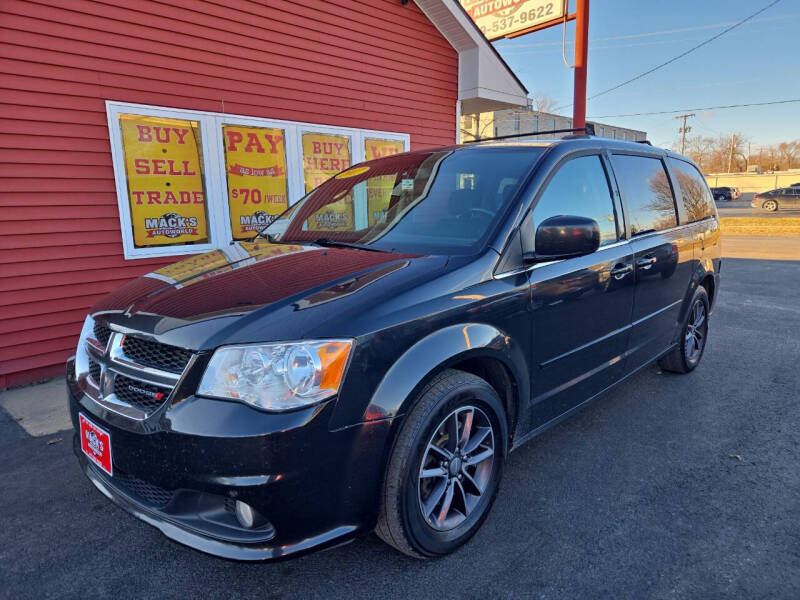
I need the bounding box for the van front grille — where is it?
[93,322,112,347]
[88,359,101,385]
[113,374,170,413]
[121,336,193,374]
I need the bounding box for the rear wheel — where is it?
[659,286,710,373]
[762,199,778,211]
[376,369,507,558]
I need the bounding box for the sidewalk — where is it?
[0,378,71,437]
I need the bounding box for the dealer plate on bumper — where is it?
[79,413,113,476]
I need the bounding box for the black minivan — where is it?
[68,136,721,560]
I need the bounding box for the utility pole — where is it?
[728,134,738,173]
[572,0,590,130]
[675,113,694,154]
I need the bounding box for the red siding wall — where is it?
[0,0,458,389]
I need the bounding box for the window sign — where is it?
[364,138,404,226]
[107,101,409,259]
[302,133,353,231]
[222,125,289,240]
[118,114,209,247]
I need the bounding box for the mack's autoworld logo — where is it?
[86,430,104,456]
[239,211,275,233]
[144,212,199,238]
[127,383,164,401]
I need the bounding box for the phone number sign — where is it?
[460,0,564,41]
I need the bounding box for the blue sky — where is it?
[492,0,800,148]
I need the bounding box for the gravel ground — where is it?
[2,258,799,599]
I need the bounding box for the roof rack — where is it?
[464,123,596,144]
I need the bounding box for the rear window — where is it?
[611,155,678,235]
[668,158,715,222]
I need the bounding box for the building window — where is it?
[599,127,605,136]
[551,118,556,131]
[107,102,409,259]
[513,113,520,132]
[532,115,539,132]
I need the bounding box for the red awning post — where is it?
[572,0,590,130]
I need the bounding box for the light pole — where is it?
[572,0,590,130]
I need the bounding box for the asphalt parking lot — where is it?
[2,257,800,599]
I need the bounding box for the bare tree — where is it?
[683,135,715,170]
[528,92,558,114]
[777,141,800,170]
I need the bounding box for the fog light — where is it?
[234,500,265,529]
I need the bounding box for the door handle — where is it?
[637,256,657,269]
[610,263,633,279]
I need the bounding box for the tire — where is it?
[376,369,507,559]
[715,195,724,202]
[658,286,710,374]
[762,199,778,212]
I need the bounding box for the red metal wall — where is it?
[0,0,458,389]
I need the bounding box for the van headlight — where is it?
[197,340,353,411]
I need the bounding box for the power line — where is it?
[553,0,783,111]
[588,98,800,119]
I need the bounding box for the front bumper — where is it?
[67,360,395,561]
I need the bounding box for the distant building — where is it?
[461,106,647,142]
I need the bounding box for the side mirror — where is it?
[524,215,601,262]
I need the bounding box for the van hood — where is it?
[90,242,447,349]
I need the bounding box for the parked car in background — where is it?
[752,187,800,211]
[67,137,721,561]
[790,182,800,187]
[710,186,734,201]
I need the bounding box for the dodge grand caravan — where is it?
[68,136,721,560]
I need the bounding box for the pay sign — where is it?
[223,125,289,240]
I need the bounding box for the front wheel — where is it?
[658,286,710,373]
[762,199,778,211]
[376,369,507,558]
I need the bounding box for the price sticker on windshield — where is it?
[400,179,414,191]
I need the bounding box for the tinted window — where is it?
[668,158,715,222]
[612,155,678,235]
[533,155,618,247]
[265,147,542,255]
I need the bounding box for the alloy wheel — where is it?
[685,299,707,365]
[418,405,495,531]
[763,200,778,211]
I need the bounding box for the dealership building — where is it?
[0,0,528,389]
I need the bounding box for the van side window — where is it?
[532,155,618,248]
[612,155,678,235]
[667,158,715,222]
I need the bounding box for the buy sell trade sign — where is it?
[119,115,209,247]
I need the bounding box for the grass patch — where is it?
[719,217,800,237]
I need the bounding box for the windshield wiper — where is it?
[248,230,277,243]
[311,238,391,253]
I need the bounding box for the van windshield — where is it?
[262,147,542,255]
